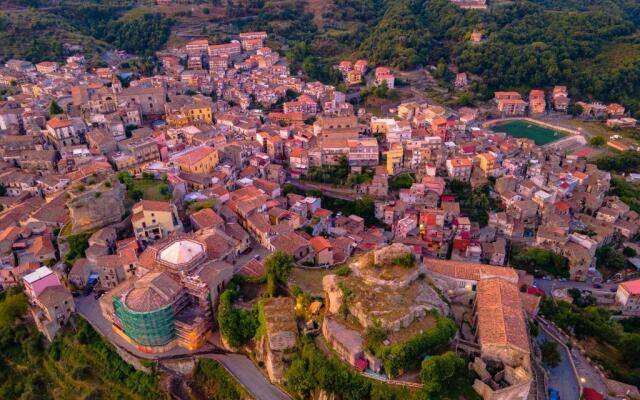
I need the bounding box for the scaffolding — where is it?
[113,297,176,347]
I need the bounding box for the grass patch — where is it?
[288,267,333,297]
[128,179,170,202]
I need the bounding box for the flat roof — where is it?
[23,266,54,284]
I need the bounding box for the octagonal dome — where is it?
[157,238,205,271]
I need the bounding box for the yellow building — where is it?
[131,200,183,244]
[346,70,362,85]
[172,145,219,174]
[386,143,404,175]
[476,153,497,176]
[165,95,214,128]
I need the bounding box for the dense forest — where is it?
[0,0,172,62]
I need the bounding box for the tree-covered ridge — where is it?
[0,0,173,61]
[0,287,162,399]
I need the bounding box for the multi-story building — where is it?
[131,200,183,244]
[186,39,209,56]
[101,235,234,352]
[172,145,219,174]
[347,138,379,167]
[616,279,640,315]
[165,95,214,127]
[117,136,161,170]
[552,86,570,111]
[495,92,527,116]
[289,148,309,172]
[45,117,87,149]
[529,89,546,114]
[370,117,411,144]
[208,42,242,58]
[446,158,473,180]
[23,267,75,341]
[118,86,167,116]
[386,143,404,175]
[476,153,497,176]
[374,67,395,89]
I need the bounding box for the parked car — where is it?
[548,388,560,400]
[593,284,603,289]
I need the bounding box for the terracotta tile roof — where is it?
[173,146,216,165]
[621,279,640,295]
[309,236,331,253]
[29,235,54,257]
[47,117,72,129]
[134,200,172,213]
[425,258,519,283]
[238,259,264,278]
[190,208,224,230]
[124,271,181,312]
[37,285,71,307]
[476,278,530,354]
[270,232,309,256]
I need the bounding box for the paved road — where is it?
[537,331,580,400]
[206,354,291,400]
[539,317,608,396]
[533,277,617,297]
[234,239,271,273]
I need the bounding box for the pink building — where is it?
[23,266,61,300]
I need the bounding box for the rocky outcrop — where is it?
[67,174,126,233]
[322,274,344,315]
[373,242,412,266]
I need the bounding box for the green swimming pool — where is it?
[490,120,566,145]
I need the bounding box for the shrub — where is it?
[334,265,352,276]
[391,253,416,268]
[380,313,457,377]
[217,290,259,348]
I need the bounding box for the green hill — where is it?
[0,0,172,63]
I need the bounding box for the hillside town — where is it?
[2,29,640,400]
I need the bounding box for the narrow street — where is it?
[537,331,580,400]
[533,277,617,296]
[538,317,609,396]
[206,354,291,400]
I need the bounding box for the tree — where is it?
[49,100,63,116]
[540,340,561,368]
[621,334,640,368]
[264,251,294,297]
[130,188,144,202]
[623,247,637,257]
[589,135,606,147]
[217,290,258,348]
[511,247,569,278]
[192,359,247,399]
[568,103,584,117]
[0,183,6,197]
[595,246,626,278]
[0,291,28,328]
[420,352,467,399]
